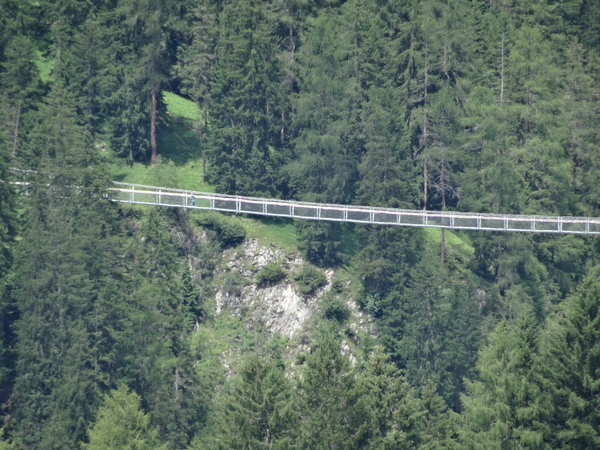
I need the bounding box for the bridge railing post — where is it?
[105,182,600,236]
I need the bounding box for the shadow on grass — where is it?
[157,113,203,167]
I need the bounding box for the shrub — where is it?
[223,271,246,297]
[331,278,345,294]
[295,353,306,366]
[256,262,287,287]
[293,265,327,297]
[196,213,246,247]
[323,298,351,323]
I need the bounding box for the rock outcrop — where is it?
[215,239,332,339]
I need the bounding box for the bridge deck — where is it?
[109,182,600,235]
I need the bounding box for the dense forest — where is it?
[1,0,600,448]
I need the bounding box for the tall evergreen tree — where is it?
[0,109,17,410]
[459,308,545,449]
[536,267,600,448]
[203,354,297,449]
[296,335,356,449]
[351,347,426,449]
[206,0,290,196]
[10,82,112,448]
[83,385,167,450]
[106,0,191,162]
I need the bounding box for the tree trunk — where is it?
[423,159,428,210]
[422,39,429,211]
[440,228,446,270]
[440,166,446,270]
[500,31,505,107]
[12,95,22,158]
[150,85,158,164]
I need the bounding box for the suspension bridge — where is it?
[108,182,600,235]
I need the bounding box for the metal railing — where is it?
[109,182,600,235]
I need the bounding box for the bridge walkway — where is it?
[109,182,600,235]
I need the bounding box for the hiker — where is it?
[190,194,195,206]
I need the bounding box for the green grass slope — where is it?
[108,91,213,192]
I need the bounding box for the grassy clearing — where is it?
[108,91,302,252]
[190,210,300,254]
[163,91,202,121]
[107,91,214,192]
[238,216,299,254]
[423,227,474,256]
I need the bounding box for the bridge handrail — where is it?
[108,184,600,225]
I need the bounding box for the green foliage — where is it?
[296,221,344,267]
[196,213,247,248]
[460,308,544,448]
[9,82,112,448]
[293,265,327,298]
[535,266,600,448]
[222,271,246,298]
[323,297,350,323]
[83,385,167,450]
[204,0,291,196]
[256,262,287,287]
[201,354,298,449]
[3,0,600,447]
[296,335,356,449]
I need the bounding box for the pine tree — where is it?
[296,335,356,449]
[10,82,113,448]
[287,5,363,204]
[351,347,425,449]
[206,0,290,196]
[0,108,17,412]
[459,308,545,449]
[396,251,481,411]
[83,385,167,450]
[105,0,191,162]
[0,34,41,159]
[205,354,297,449]
[536,267,600,448]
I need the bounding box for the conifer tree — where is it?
[459,308,545,449]
[287,6,363,204]
[205,354,297,449]
[296,335,356,449]
[106,0,191,162]
[0,111,17,407]
[0,35,41,159]
[397,252,481,411]
[83,385,167,450]
[351,347,425,449]
[536,267,600,448]
[10,82,113,448]
[206,0,290,196]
